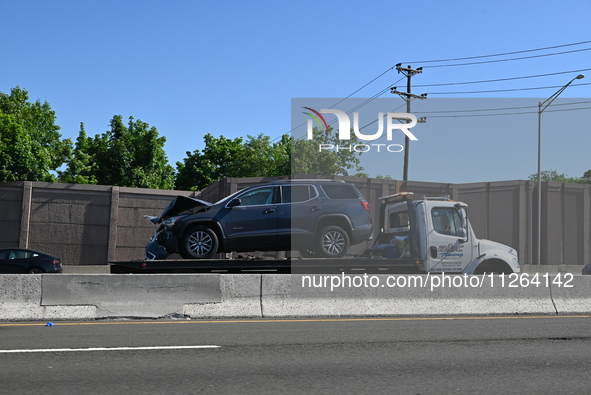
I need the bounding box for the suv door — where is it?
[221,186,279,250]
[276,184,320,247]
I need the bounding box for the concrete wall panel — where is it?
[41,274,222,318]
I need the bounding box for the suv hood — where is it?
[150,195,212,224]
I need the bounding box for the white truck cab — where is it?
[364,192,520,274]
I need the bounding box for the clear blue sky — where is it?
[1,0,590,183]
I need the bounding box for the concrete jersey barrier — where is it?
[0,274,589,321]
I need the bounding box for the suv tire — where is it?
[180,225,219,259]
[317,225,350,258]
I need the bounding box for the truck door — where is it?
[426,206,472,273]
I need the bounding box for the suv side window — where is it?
[431,207,465,237]
[237,187,275,206]
[320,184,360,199]
[281,185,317,203]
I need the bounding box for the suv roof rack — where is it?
[276,179,345,183]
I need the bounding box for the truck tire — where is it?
[180,225,219,259]
[317,225,350,258]
[474,259,513,274]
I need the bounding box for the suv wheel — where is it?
[180,226,219,259]
[317,225,350,258]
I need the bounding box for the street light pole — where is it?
[536,73,585,265]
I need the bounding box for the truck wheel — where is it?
[180,226,219,259]
[317,225,350,258]
[474,260,513,275]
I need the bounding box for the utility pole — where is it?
[391,64,426,183]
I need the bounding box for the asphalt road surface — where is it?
[0,315,590,394]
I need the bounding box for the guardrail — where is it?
[0,274,589,321]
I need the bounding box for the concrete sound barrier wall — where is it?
[5,177,591,268]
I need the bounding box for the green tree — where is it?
[239,133,291,177]
[60,116,175,189]
[0,87,71,182]
[291,126,364,176]
[528,169,580,184]
[176,129,365,191]
[58,124,98,185]
[175,133,292,191]
[175,134,247,191]
[527,169,591,184]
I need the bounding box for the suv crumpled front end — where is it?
[145,196,212,260]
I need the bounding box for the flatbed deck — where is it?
[109,257,425,274]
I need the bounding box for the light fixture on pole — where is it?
[536,73,584,265]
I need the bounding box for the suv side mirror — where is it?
[228,198,241,208]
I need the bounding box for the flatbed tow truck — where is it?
[109,193,519,275]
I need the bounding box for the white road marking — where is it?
[0,345,220,353]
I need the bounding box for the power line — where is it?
[417,47,591,68]
[425,81,591,95]
[291,77,406,137]
[413,68,591,88]
[346,101,591,126]
[418,105,591,119]
[357,103,407,131]
[413,100,591,114]
[401,40,591,64]
[283,41,591,140]
[329,67,395,108]
[275,68,399,141]
[338,78,404,115]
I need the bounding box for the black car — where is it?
[145,180,373,260]
[583,263,591,275]
[0,249,63,274]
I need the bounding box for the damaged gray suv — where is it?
[145,180,373,260]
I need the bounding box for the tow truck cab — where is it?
[367,192,520,274]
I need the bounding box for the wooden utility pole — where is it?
[391,64,426,182]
